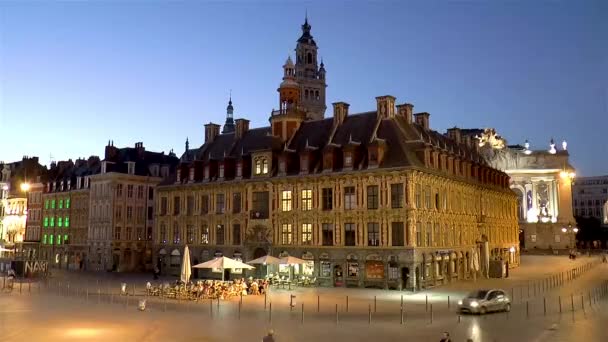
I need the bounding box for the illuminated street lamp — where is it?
[561,223,578,249]
[20,182,31,192]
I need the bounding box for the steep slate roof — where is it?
[192,127,282,162]
[104,146,179,177]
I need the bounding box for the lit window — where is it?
[344,186,356,210]
[43,217,48,227]
[302,223,312,244]
[42,234,47,244]
[301,189,312,211]
[282,190,292,212]
[344,153,352,167]
[50,217,55,227]
[368,222,380,246]
[255,157,269,175]
[65,198,70,209]
[51,200,56,209]
[281,224,292,245]
[58,217,63,227]
[65,217,70,227]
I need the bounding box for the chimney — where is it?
[446,127,462,144]
[375,95,396,119]
[204,123,221,143]
[104,141,118,160]
[396,103,414,123]
[414,112,430,130]
[235,118,250,139]
[462,134,471,147]
[332,102,350,126]
[135,142,145,158]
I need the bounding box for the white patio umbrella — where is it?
[193,256,254,281]
[247,255,282,265]
[180,245,192,284]
[279,256,306,281]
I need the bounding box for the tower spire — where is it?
[222,92,235,134]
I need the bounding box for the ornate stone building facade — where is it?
[88,141,178,272]
[455,128,576,250]
[154,20,519,290]
[39,157,100,269]
[572,175,608,224]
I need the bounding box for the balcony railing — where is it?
[250,210,269,219]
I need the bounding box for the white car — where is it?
[458,289,511,314]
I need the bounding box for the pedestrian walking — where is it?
[263,329,275,342]
[439,332,451,342]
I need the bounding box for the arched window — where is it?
[305,89,309,99]
[315,90,319,100]
[307,53,312,64]
[254,157,269,175]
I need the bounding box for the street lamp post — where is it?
[561,223,579,250]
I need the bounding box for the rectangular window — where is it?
[416,222,422,247]
[51,199,56,209]
[187,225,194,244]
[233,192,242,213]
[281,190,292,212]
[216,194,225,214]
[117,184,123,197]
[415,184,421,208]
[367,185,379,209]
[201,195,209,214]
[281,223,292,245]
[173,196,181,215]
[43,217,48,227]
[127,185,134,198]
[160,224,167,244]
[114,227,121,240]
[201,224,209,244]
[42,234,47,244]
[344,186,356,210]
[302,223,312,245]
[218,164,225,178]
[65,198,70,209]
[391,183,404,208]
[45,200,49,210]
[127,206,133,220]
[137,186,144,199]
[232,224,241,245]
[186,196,194,215]
[50,217,55,227]
[56,234,61,245]
[126,227,132,241]
[216,224,225,245]
[368,222,380,246]
[301,189,312,211]
[424,186,431,209]
[59,199,63,209]
[173,223,180,244]
[391,222,404,246]
[65,217,70,228]
[426,222,432,247]
[322,223,334,246]
[49,234,54,245]
[137,227,144,241]
[160,197,168,216]
[147,206,153,220]
[63,234,69,244]
[345,223,356,246]
[322,188,333,211]
[116,206,122,220]
[252,191,269,218]
[148,187,154,200]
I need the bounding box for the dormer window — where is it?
[218,163,225,179]
[67,180,71,190]
[204,166,209,180]
[101,161,107,174]
[151,165,159,177]
[344,153,353,168]
[176,170,181,183]
[254,157,268,175]
[84,177,90,188]
[279,159,286,174]
[300,155,309,173]
[127,162,135,175]
[77,177,82,189]
[236,162,242,178]
[161,165,169,178]
[60,181,64,191]
[189,167,195,181]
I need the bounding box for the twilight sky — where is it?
[1,1,607,175]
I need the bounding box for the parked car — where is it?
[457,289,511,314]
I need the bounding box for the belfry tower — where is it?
[294,16,327,120]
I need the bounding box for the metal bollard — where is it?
[346,295,349,312]
[426,295,428,311]
[317,295,320,313]
[400,305,404,325]
[448,295,450,309]
[458,314,461,323]
[526,301,529,318]
[430,304,433,324]
[238,301,241,320]
[368,304,372,324]
[301,303,304,324]
[374,295,377,313]
[209,298,212,316]
[264,292,267,309]
[571,294,574,312]
[543,297,546,315]
[581,295,584,312]
[335,304,338,325]
[559,296,562,313]
[269,302,272,323]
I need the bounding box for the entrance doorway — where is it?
[401,267,410,289]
